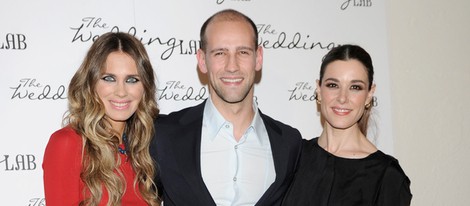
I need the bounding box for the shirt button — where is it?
[234,145,238,149]
[233,177,237,181]
[225,124,230,128]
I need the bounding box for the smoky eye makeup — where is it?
[101,75,115,82]
[126,76,140,83]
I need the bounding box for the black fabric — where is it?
[150,101,303,206]
[282,138,412,206]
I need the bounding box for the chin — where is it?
[327,121,356,130]
[109,114,133,122]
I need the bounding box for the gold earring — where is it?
[315,92,321,104]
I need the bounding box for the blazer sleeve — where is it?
[43,128,83,206]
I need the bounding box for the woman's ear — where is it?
[366,83,376,105]
[316,79,321,100]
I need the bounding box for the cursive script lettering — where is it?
[10,78,66,100]
[158,81,207,101]
[258,24,277,35]
[341,0,373,10]
[70,17,200,60]
[28,198,46,206]
[82,17,109,29]
[257,24,338,51]
[70,17,109,42]
[288,82,316,101]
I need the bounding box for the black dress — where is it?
[282,138,412,206]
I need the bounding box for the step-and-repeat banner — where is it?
[1,0,387,205]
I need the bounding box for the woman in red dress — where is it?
[43,32,160,206]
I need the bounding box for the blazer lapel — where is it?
[256,112,291,205]
[170,102,216,205]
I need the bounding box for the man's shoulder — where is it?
[259,112,296,130]
[157,102,205,124]
[259,111,301,137]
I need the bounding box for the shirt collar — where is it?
[203,97,226,141]
[203,96,267,145]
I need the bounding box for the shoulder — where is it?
[43,127,83,168]
[379,153,410,182]
[44,127,82,156]
[300,137,319,152]
[156,102,205,125]
[297,138,325,161]
[302,137,318,146]
[376,152,413,204]
[376,151,412,193]
[259,111,301,138]
[48,127,82,147]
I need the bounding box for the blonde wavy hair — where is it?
[65,32,159,206]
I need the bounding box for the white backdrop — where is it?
[1,0,391,205]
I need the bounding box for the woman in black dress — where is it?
[282,44,412,206]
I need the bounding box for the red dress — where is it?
[43,127,149,206]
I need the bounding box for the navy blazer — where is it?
[150,101,302,206]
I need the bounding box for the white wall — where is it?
[1,1,394,205]
[387,0,470,205]
[4,0,468,205]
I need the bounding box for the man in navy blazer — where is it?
[150,9,302,206]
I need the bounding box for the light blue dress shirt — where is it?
[200,97,275,206]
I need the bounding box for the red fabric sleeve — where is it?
[43,127,83,206]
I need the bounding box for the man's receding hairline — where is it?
[209,11,249,26]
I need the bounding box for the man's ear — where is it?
[197,49,208,74]
[255,46,264,72]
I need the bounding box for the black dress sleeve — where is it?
[376,159,412,206]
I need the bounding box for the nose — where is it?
[225,53,239,73]
[337,88,348,104]
[115,82,127,97]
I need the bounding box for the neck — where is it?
[319,124,361,149]
[211,96,255,142]
[318,123,376,158]
[110,122,126,143]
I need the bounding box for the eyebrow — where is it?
[209,48,227,53]
[324,78,366,84]
[237,46,254,51]
[209,46,254,53]
[101,73,140,77]
[351,80,366,84]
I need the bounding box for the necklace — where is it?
[118,133,128,155]
[118,146,126,155]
